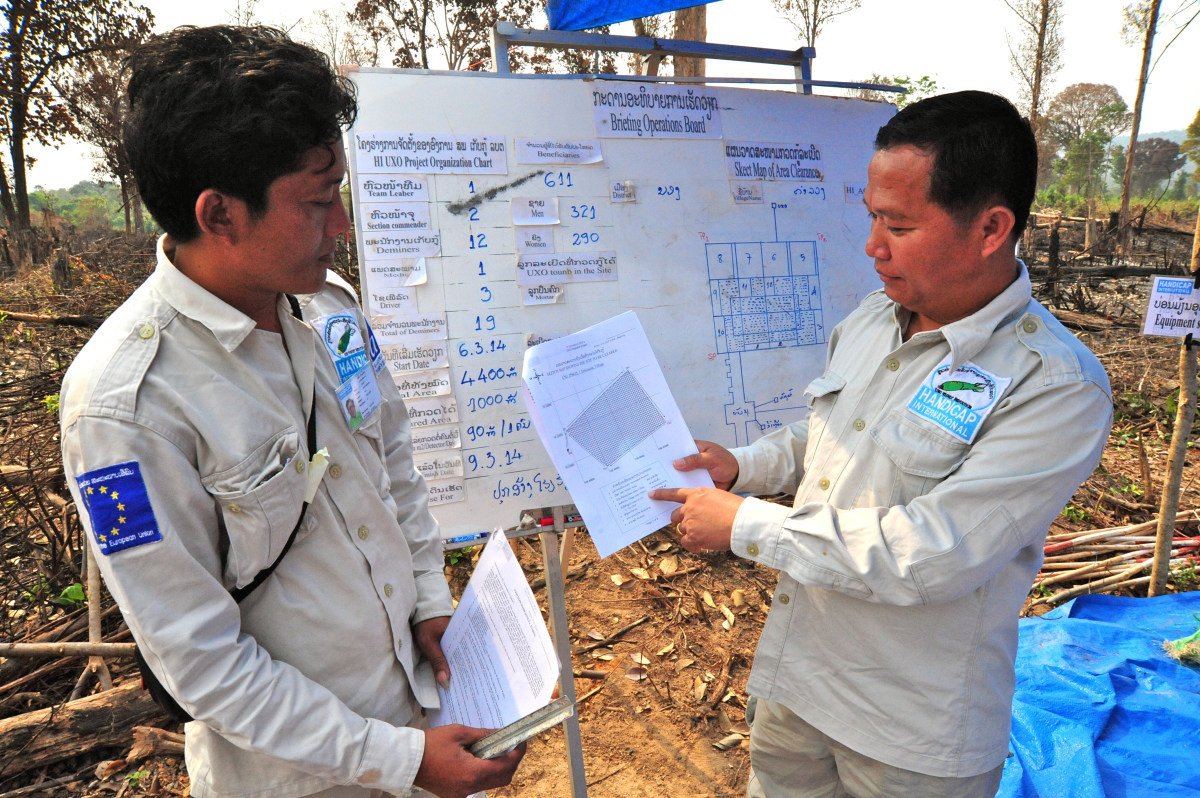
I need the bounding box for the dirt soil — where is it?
[0,214,1197,797]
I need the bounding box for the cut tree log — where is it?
[0,682,170,778]
[0,309,101,328]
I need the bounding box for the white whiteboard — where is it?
[345,69,896,542]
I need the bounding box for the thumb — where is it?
[425,640,451,690]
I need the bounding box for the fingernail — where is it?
[437,677,450,691]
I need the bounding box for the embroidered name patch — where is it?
[907,360,1011,444]
[76,461,162,555]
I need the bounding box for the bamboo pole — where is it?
[1150,335,1199,596]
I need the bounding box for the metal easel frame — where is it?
[439,27,903,798]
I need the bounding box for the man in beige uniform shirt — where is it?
[652,92,1111,797]
[60,25,522,798]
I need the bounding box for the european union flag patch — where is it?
[76,461,162,555]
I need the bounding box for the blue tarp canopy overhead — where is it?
[547,0,720,31]
[1000,593,1200,798]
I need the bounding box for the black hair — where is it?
[123,25,357,242]
[874,90,1036,238]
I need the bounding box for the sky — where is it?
[23,0,1200,190]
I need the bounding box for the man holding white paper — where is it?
[650,92,1111,797]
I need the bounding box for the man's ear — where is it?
[194,189,240,243]
[978,205,1017,258]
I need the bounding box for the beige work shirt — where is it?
[730,264,1111,777]
[61,238,451,797]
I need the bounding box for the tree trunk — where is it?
[0,682,171,777]
[0,161,17,229]
[132,185,145,234]
[119,175,132,234]
[673,6,706,78]
[1029,0,1049,134]
[1119,0,1161,254]
[51,247,71,292]
[10,105,32,230]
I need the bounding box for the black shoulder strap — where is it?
[230,294,317,604]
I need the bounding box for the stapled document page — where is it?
[521,311,713,557]
[429,530,559,729]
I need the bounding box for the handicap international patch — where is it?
[315,312,369,384]
[76,461,162,555]
[907,359,1011,444]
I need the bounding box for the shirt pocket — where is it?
[870,410,970,504]
[803,372,846,456]
[202,429,307,589]
[352,409,391,497]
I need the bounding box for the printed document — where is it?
[521,311,712,557]
[429,531,559,728]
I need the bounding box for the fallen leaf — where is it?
[611,574,628,586]
[731,589,745,607]
[703,590,716,607]
[733,721,751,735]
[717,707,733,732]
[591,648,615,661]
[631,652,650,665]
[587,630,606,641]
[654,541,673,553]
[626,666,648,681]
[94,760,126,781]
[693,675,707,702]
[659,555,679,575]
[656,641,675,657]
[630,567,652,580]
[713,733,746,751]
[720,604,736,626]
[721,620,731,631]
[674,658,695,673]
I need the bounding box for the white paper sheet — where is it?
[429,531,559,729]
[521,311,713,557]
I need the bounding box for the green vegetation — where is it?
[24,180,159,234]
[1061,503,1089,523]
[56,582,87,608]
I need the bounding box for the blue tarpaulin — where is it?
[1000,593,1200,797]
[547,0,720,31]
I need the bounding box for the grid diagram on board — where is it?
[565,370,666,467]
[706,240,823,353]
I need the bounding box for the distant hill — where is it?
[1112,129,1186,147]
[1111,130,1194,177]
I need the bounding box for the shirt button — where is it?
[384,584,394,598]
[747,544,760,556]
[294,459,306,473]
[1023,319,1038,333]
[853,419,866,431]
[228,503,242,514]
[138,323,155,339]
[818,478,831,490]
[357,525,370,540]
[887,359,899,371]
[778,594,790,605]
[329,464,342,479]
[396,638,403,651]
